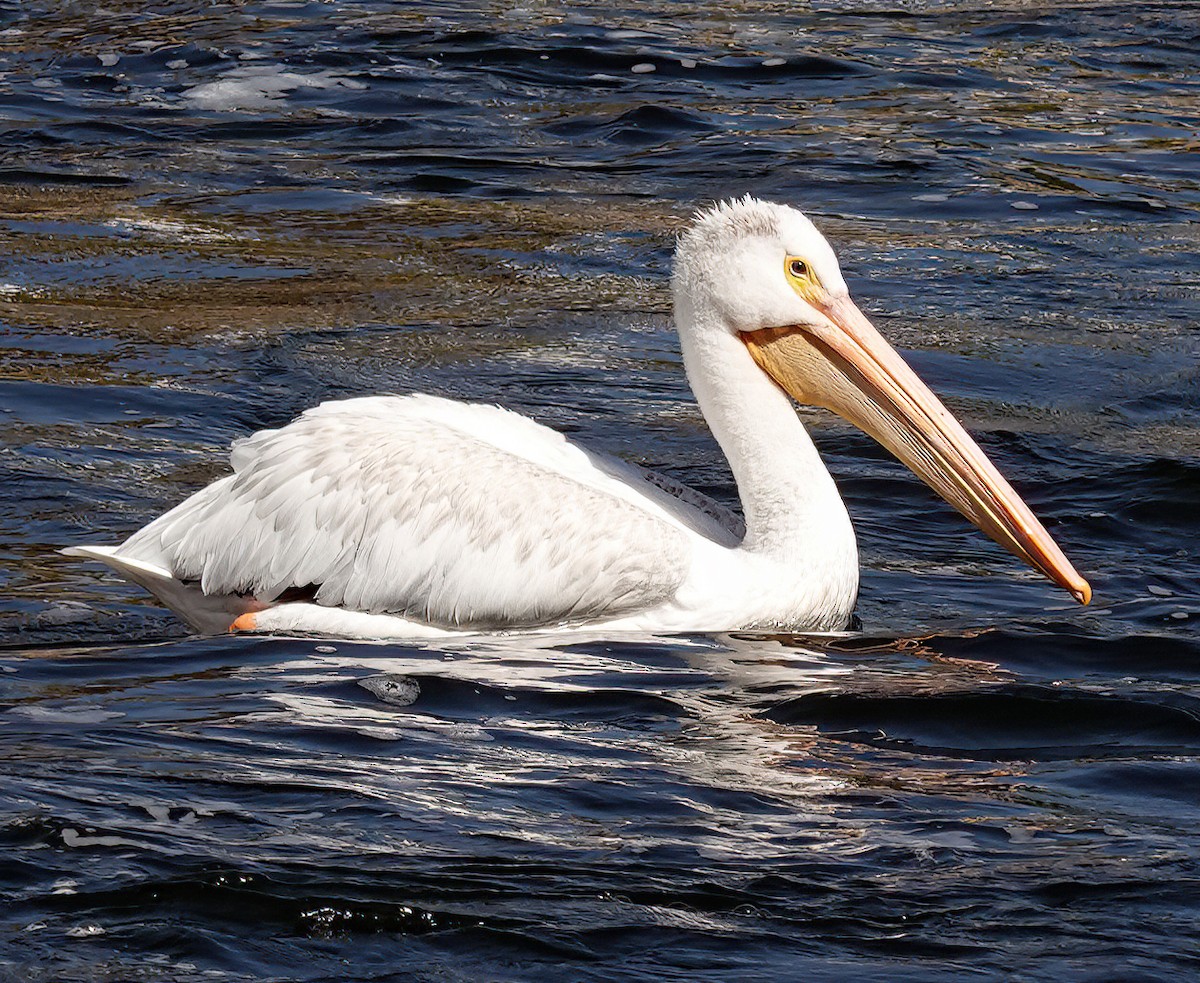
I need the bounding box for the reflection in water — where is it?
[1,1,1199,978]
[5,628,1198,979]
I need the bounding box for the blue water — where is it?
[2,2,1199,979]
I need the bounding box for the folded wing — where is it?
[116,395,715,630]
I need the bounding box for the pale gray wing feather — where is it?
[119,395,696,629]
[626,466,744,542]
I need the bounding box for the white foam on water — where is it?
[182,65,366,112]
[103,215,239,243]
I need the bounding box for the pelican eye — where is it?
[788,258,809,278]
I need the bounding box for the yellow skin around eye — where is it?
[784,256,824,306]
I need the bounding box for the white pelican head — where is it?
[673,196,1091,605]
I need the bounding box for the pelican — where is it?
[64,197,1090,638]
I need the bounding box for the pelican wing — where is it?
[117,395,710,629]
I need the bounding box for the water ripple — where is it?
[1,1,1199,979]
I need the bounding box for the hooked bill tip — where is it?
[1070,580,1092,606]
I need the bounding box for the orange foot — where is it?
[228,612,258,632]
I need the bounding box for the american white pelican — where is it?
[65,197,1090,638]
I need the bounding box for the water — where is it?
[2,1,1199,978]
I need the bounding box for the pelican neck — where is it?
[675,306,855,564]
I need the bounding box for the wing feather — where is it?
[119,395,708,629]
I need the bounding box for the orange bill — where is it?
[741,295,1091,604]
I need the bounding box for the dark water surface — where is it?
[2,1,1199,979]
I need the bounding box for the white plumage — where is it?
[122,394,727,627]
[65,197,1089,637]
